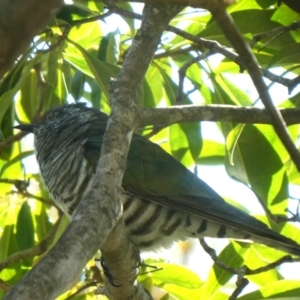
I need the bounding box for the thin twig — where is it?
[250,21,300,49]
[140,105,300,128]
[41,10,113,34]
[0,280,11,292]
[200,238,300,300]
[0,132,28,152]
[254,192,300,224]
[209,3,300,170]
[106,3,300,93]
[229,277,248,300]
[9,190,57,208]
[64,281,98,300]
[176,51,214,104]
[154,44,200,59]
[0,178,58,208]
[0,217,62,271]
[0,178,30,192]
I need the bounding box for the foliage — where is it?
[1,0,300,299]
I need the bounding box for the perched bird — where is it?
[15,103,300,255]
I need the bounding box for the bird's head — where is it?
[14,103,108,157]
[14,102,92,134]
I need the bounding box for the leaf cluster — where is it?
[1,0,300,299]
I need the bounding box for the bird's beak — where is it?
[14,124,36,133]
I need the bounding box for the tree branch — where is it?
[111,0,234,8]
[0,132,28,152]
[206,1,300,170]
[250,21,300,49]
[140,105,300,127]
[4,3,183,300]
[176,51,214,104]
[0,0,63,80]
[108,3,300,92]
[0,217,61,272]
[4,105,300,156]
[96,3,184,299]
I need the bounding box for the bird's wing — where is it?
[124,135,270,233]
[84,134,300,254]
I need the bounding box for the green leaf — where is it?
[229,0,276,11]
[196,140,225,165]
[106,31,120,65]
[97,31,120,65]
[0,103,14,160]
[242,244,282,287]
[162,284,202,300]
[89,78,102,109]
[3,57,38,125]
[169,122,202,167]
[97,34,109,61]
[34,203,52,242]
[143,64,164,107]
[141,77,156,108]
[239,280,300,300]
[18,69,39,123]
[62,58,73,93]
[0,200,22,268]
[142,260,202,289]
[209,74,242,139]
[272,3,300,27]
[68,20,102,50]
[65,40,120,98]
[47,51,59,86]
[45,215,69,252]
[70,70,85,101]
[155,60,178,106]
[268,44,300,67]
[225,125,288,215]
[16,201,35,251]
[201,9,295,51]
[0,150,34,178]
[211,74,253,106]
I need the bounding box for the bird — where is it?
[15,102,300,256]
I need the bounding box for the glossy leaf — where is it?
[225,124,289,214]
[169,122,202,167]
[16,201,34,251]
[196,140,225,165]
[239,280,300,300]
[0,150,34,178]
[145,261,202,288]
[0,103,14,160]
[2,2,300,299]
[65,40,120,98]
[2,57,38,125]
[19,69,39,123]
[201,9,295,50]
